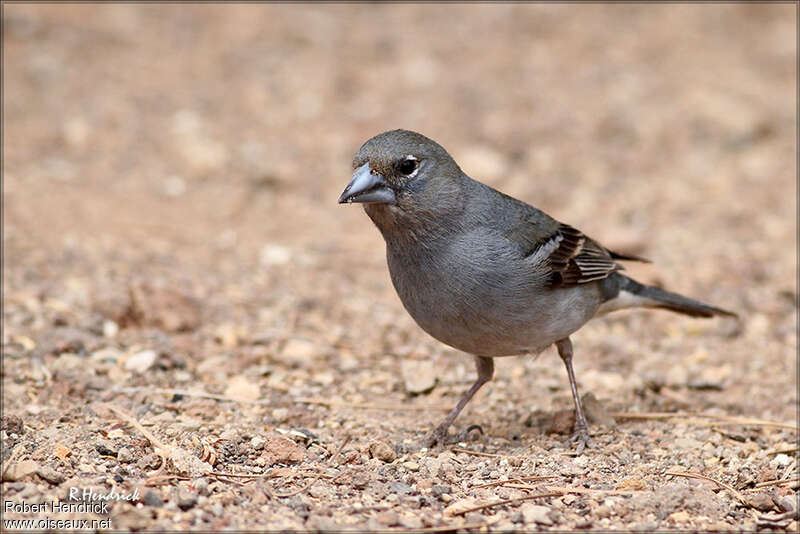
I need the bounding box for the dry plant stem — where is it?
[530,485,643,496]
[611,412,798,431]
[1,445,25,479]
[397,517,501,533]
[106,404,171,475]
[296,397,451,412]
[450,448,509,458]
[664,471,746,504]
[753,477,800,489]
[268,434,351,499]
[112,387,272,405]
[453,492,563,516]
[473,476,558,489]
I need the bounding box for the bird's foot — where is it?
[569,422,592,455]
[421,424,483,449]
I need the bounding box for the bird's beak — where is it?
[338,163,397,205]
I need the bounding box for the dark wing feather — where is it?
[507,218,624,288]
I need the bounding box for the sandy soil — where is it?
[2,3,797,531]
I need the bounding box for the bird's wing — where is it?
[504,213,636,288]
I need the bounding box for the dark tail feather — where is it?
[622,277,738,318]
[609,250,652,263]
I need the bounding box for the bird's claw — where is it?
[569,423,592,455]
[421,424,483,449]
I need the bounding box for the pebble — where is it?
[521,503,553,525]
[281,338,317,365]
[668,511,691,523]
[401,360,437,394]
[36,466,66,485]
[369,441,397,463]
[746,492,774,512]
[376,511,399,526]
[124,350,158,374]
[176,487,198,510]
[402,461,420,472]
[260,434,306,465]
[251,436,266,450]
[143,489,163,507]
[95,440,118,457]
[117,447,134,463]
[194,478,210,496]
[431,485,451,498]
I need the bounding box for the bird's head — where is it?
[339,130,465,236]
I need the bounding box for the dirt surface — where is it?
[2,3,797,532]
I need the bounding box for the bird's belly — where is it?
[389,260,601,357]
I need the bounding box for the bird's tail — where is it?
[600,274,737,318]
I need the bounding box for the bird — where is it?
[338,129,736,453]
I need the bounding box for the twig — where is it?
[535,485,642,496]
[295,397,450,412]
[766,446,798,455]
[450,448,509,458]
[393,517,501,532]
[106,405,169,451]
[753,477,800,489]
[664,471,746,504]
[112,387,271,405]
[451,492,562,516]
[1,445,25,480]
[611,412,798,431]
[473,476,557,489]
[269,435,350,499]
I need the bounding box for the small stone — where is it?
[521,503,553,525]
[668,511,692,523]
[36,466,66,485]
[251,436,266,450]
[260,244,292,266]
[281,338,317,365]
[117,447,134,463]
[402,461,420,472]
[261,434,306,465]
[143,489,163,507]
[746,492,774,512]
[376,511,399,526]
[431,484,450,498]
[137,453,163,471]
[3,460,39,482]
[388,482,413,495]
[124,350,158,374]
[444,498,480,517]
[772,454,792,467]
[401,360,437,394]
[595,505,612,519]
[774,495,796,513]
[95,440,118,457]
[176,487,198,510]
[102,320,119,338]
[616,477,647,491]
[194,478,210,496]
[369,441,397,463]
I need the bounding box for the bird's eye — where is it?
[398,157,419,176]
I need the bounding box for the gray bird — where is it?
[339,129,736,453]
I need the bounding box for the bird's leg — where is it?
[422,356,494,448]
[555,337,591,454]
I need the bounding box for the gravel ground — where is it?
[2,4,797,532]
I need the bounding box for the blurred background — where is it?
[2,4,796,529]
